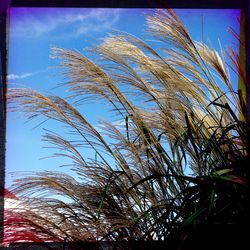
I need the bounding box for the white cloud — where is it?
[95,119,127,136]
[11,8,121,38]
[7,72,33,80]
[75,9,120,37]
[112,119,126,127]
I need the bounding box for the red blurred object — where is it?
[4,189,17,200]
[3,188,63,246]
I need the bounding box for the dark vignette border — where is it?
[0,0,249,248]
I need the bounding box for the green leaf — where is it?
[125,115,130,142]
[215,175,248,186]
[127,173,203,193]
[182,207,206,228]
[209,189,216,213]
[211,168,233,176]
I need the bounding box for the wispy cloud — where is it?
[95,119,126,135]
[7,69,49,81]
[10,8,121,39]
[7,72,33,80]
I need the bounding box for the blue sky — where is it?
[6,8,240,188]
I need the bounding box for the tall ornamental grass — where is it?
[5,9,248,248]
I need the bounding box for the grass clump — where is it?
[5,9,248,249]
